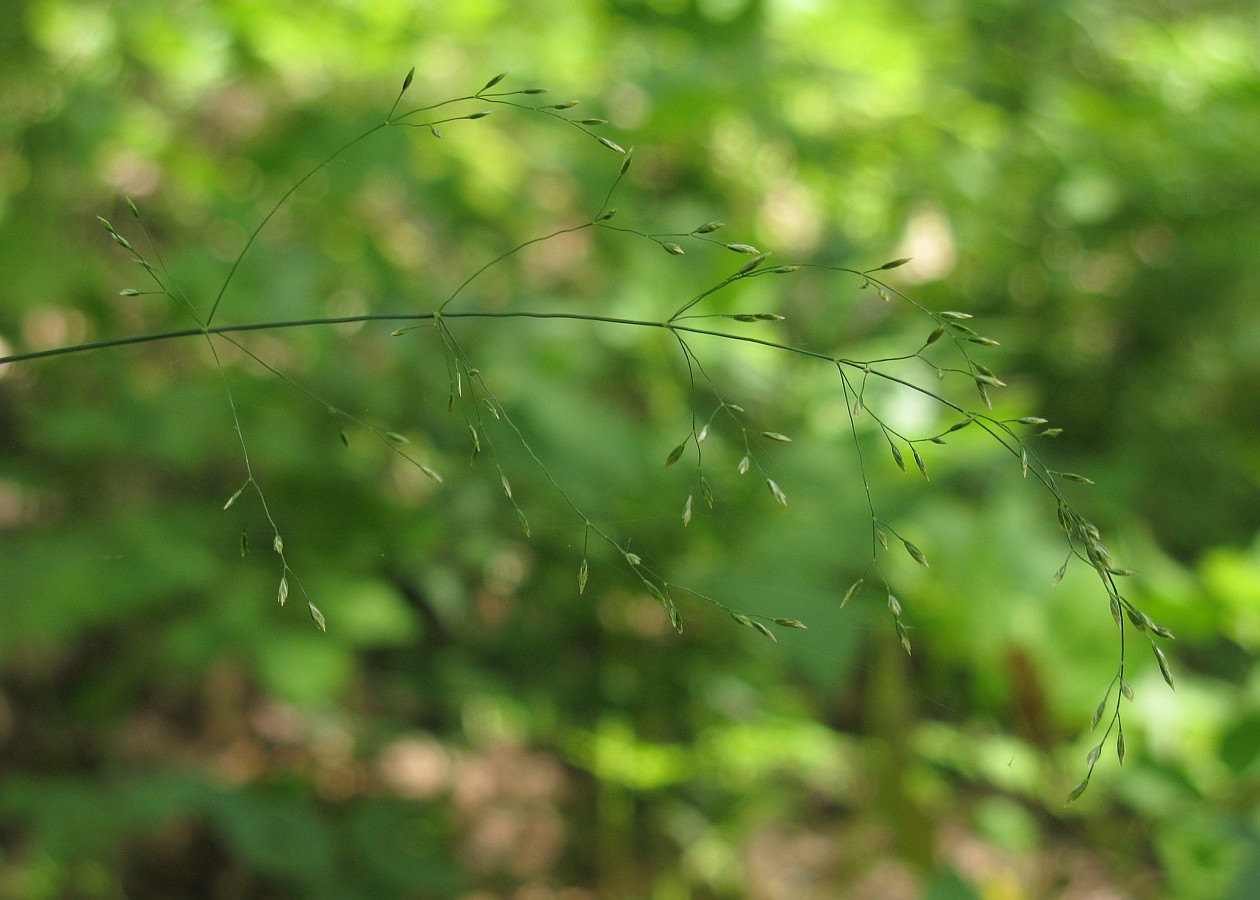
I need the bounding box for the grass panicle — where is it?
[0,68,1172,800]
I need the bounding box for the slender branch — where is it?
[205,124,387,327]
[0,304,1057,503]
[0,310,805,365]
[1,315,405,365]
[437,223,594,314]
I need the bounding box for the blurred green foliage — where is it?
[2,1,1260,897]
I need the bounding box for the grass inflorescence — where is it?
[0,68,1176,802]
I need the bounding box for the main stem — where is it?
[1,311,830,366]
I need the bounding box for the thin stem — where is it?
[217,333,441,478]
[205,123,387,327]
[131,208,202,327]
[437,223,594,314]
[0,311,801,365]
[205,336,283,550]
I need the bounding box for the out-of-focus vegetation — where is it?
[2,1,1259,897]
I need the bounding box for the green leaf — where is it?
[761,431,792,443]
[665,443,686,468]
[1066,779,1090,805]
[308,602,327,632]
[516,508,531,537]
[766,478,787,506]
[889,441,905,473]
[578,558,589,595]
[277,576,289,607]
[877,257,911,270]
[682,495,692,527]
[903,540,929,568]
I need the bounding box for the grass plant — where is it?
[0,69,1175,800]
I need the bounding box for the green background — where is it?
[2,0,1259,896]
